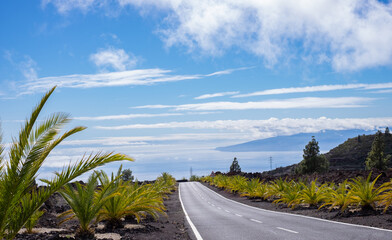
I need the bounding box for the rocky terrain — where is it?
[14,184,191,240]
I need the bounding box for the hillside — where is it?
[216,130,373,152]
[325,132,392,170]
[258,131,392,176]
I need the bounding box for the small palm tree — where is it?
[96,168,166,229]
[59,172,120,239]
[0,87,133,239]
[267,178,289,199]
[297,180,329,207]
[379,180,392,212]
[241,179,268,200]
[24,209,45,234]
[273,181,303,209]
[227,175,247,193]
[120,183,166,223]
[319,180,352,212]
[348,173,387,210]
[241,178,262,198]
[155,172,177,194]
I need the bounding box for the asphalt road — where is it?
[179,182,392,240]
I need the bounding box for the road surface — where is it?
[179,182,392,240]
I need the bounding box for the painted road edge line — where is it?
[198,182,392,233]
[179,184,203,240]
[277,227,298,234]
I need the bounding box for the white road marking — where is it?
[277,227,298,234]
[217,207,221,210]
[250,219,262,224]
[211,204,215,207]
[179,185,203,240]
[225,210,231,213]
[198,182,392,233]
[235,214,242,217]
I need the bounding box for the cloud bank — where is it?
[233,82,392,98]
[19,68,237,95]
[43,0,392,71]
[133,97,372,111]
[95,117,392,137]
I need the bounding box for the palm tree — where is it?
[297,180,329,207]
[0,87,133,239]
[379,180,392,212]
[273,181,303,209]
[348,173,387,210]
[96,169,166,229]
[155,172,177,193]
[319,180,352,212]
[59,172,120,239]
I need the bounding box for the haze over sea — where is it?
[1,1,392,180]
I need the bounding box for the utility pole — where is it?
[269,156,273,170]
[190,167,193,179]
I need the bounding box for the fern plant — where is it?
[0,87,133,240]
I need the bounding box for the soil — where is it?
[14,184,191,240]
[201,182,392,230]
[239,169,392,185]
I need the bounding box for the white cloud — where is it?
[195,91,239,100]
[41,0,98,14]
[94,117,392,137]
[73,111,219,121]
[20,56,38,81]
[74,112,182,121]
[43,0,392,71]
[133,97,372,111]
[19,68,238,95]
[62,132,252,146]
[233,82,392,98]
[371,89,392,94]
[90,47,137,71]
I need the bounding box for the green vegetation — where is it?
[365,130,391,170]
[348,174,388,210]
[59,172,119,239]
[0,87,132,240]
[229,157,241,173]
[296,136,329,174]
[97,169,167,229]
[121,168,134,182]
[324,130,392,170]
[24,209,45,234]
[59,169,174,238]
[201,173,392,212]
[190,175,201,181]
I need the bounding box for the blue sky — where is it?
[1,0,392,180]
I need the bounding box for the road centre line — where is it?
[277,227,298,234]
[250,219,262,224]
[235,213,242,217]
[225,210,231,213]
